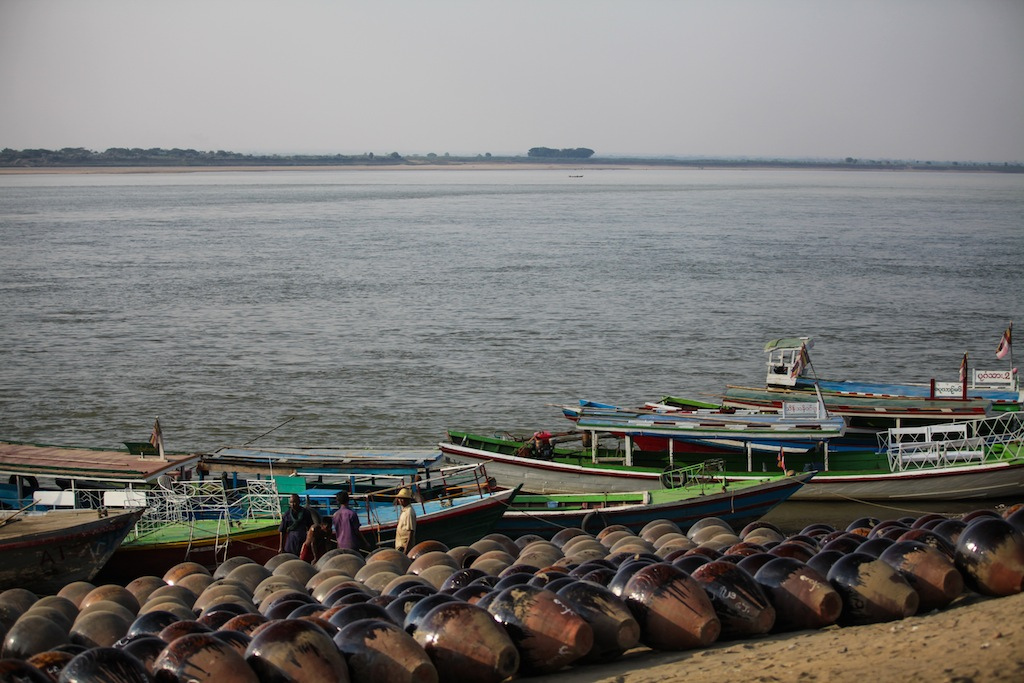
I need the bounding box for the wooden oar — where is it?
[0,500,38,530]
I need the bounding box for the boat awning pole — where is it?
[625,436,633,468]
[746,442,752,471]
[824,442,830,471]
[590,431,598,464]
[669,439,674,469]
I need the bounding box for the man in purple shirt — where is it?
[332,490,368,551]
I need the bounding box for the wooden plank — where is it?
[0,441,201,483]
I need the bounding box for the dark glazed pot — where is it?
[753,556,842,632]
[620,562,720,651]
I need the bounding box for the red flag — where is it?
[149,417,165,458]
[996,323,1012,360]
[959,353,968,384]
[789,343,810,379]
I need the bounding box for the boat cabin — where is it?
[764,337,813,387]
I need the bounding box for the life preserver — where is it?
[660,468,688,489]
[581,510,608,536]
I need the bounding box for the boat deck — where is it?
[0,441,202,484]
[200,446,442,476]
[0,507,141,542]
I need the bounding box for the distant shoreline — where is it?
[0,162,1015,175]
[0,163,645,175]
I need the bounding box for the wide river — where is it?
[1,168,1021,465]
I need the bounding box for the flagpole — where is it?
[1010,323,1015,390]
[804,345,819,382]
[997,322,1015,390]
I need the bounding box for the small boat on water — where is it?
[443,411,1024,502]
[298,463,522,549]
[0,438,285,580]
[441,430,670,494]
[496,468,812,539]
[98,464,520,580]
[199,445,442,478]
[198,446,521,550]
[793,412,1024,502]
[562,396,846,456]
[757,335,1021,411]
[1,438,520,581]
[721,384,995,421]
[0,506,144,594]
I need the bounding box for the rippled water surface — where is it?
[1,168,1021,452]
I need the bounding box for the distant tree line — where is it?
[0,147,408,167]
[527,147,595,159]
[0,147,1019,172]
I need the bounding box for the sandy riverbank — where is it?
[531,590,1024,683]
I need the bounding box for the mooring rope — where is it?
[814,491,988,519]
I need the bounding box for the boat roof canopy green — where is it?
[764,337,812,352]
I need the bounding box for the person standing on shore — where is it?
[278,493,314,555]
[332,490,368,552]
[394,487,416,554]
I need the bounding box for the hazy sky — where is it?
[2,1,1023,161]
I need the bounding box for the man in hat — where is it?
[394,487,416,554]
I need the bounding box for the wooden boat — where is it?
[199,447,521,549]
[441,430,670,494]
[759,336,1021,410]
[792,412,1024,502]
[93,478,287,582]
[0,439,285,581]
[0,439,203,498]
[299,463,522,549]
[99,467,514,581]
[0,507,144,594]
[97,465,521,580]
[562,397,846,457]
[721,385,995,421]
[2,435,516,580]
[199,445,442,477]
[496,471,813,539]
[443,413,1024,502]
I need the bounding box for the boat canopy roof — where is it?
[200,446,442,476]
[764,337,813,353]
[0,441,201,485]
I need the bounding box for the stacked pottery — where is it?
[554,580,640,662]
[690,560,776,638]
[752,556,843,632]
[484,584,593,675]
[334,618,437,683]
[878,540,964,612]
[2,506,1024,681]
[620,562,721,650]
[825,553,919,625]
[411,600,520,683]
[954,516,1024,596]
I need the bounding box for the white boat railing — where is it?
[244,479,284,520]
[883,412,1024,471]
[31,478,283,563]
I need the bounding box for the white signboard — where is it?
[935,370,1015,396]
[783,402,820,417]
[974,369,1014,387]
[933,382,964,397]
